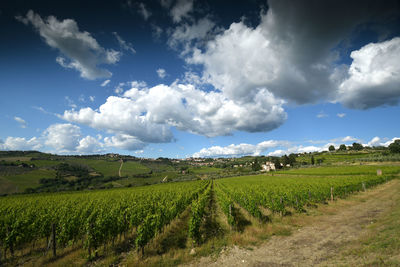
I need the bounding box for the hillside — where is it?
[0,148,398,195]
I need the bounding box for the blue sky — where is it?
[1,0,400,158]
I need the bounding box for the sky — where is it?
[1,0,400,158]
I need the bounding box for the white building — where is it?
[261,162,276,172]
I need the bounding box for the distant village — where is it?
[106,152,293,172]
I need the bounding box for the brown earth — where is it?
[183,179,400,267]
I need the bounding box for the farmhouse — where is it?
[261,162,276,172]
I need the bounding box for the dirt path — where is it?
[184,179,400,267]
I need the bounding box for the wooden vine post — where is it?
[362,182,366,192]
[330,187,334,202]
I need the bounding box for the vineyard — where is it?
[0,164,399,266]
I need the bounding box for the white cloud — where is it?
[367,136,381,147]
[65,96,77,109]
[193,140,340,158]
[44,123,82,152]
[77,136,104,153]
[16,10,120,80]
[62,94,174,143]
[170,0,193,23]
[113,32,136,54]
[14,116,27,128]
[137,2,152,20]
[341,136,359,142]
[151,24,163,39]
[316,111,328,118]
[337,37,400,109]
[115,87,123,94]
[267,145,326,157]
[1,123,148,153]
[43,123,104,153]
[62,82,286,142]
[156,68,167,79]
[78,94,85,102]
[160,0,173,9]
[0,137,41,150]
[193,134,394,158]
[104,134,146,150]
[114,82,126,94]
[337,113,346,118]
[367,136,400,147]
[101,79,111,87]
[89,96,95,102]
[192,140,289,157]
[382,137,400,147]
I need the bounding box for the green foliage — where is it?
[352,142,364,151]
[274,158,281,169]
[338,144,347,151]
[0,180,208,257]
[288,154,297,165]
[188,183,212,244]
[389,140,400,153]
[0,169,56,195]
[329,145,335,151]
[215,165,399,216]
[252,158,261,171]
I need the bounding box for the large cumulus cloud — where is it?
[189,0,400,106]
[338,37,400,109]
[62,82,287,140]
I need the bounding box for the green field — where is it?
[0,169,56,194]
[295,151,383,164]
[1,161,399,266]
[189,166,223,174]
[279,164,400,176]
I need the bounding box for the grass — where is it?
[189,166,223,174]
[0,169,56,194]
[279,164,400,176]
[296,151,383,164]
[0,156,33,161]
[330,180,400,266]
[27,160,60,168]
[67,159,149,177]
[120,161,151,176]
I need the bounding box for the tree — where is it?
[252,158,261,171]
[311,155,315,165]
[288,154,297,165]
[338,144,347,151]
[274,158,281,169]
[389,139,400,153]
[328,145,335,152]
[352,142,363,151]
[282,155,290,166]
